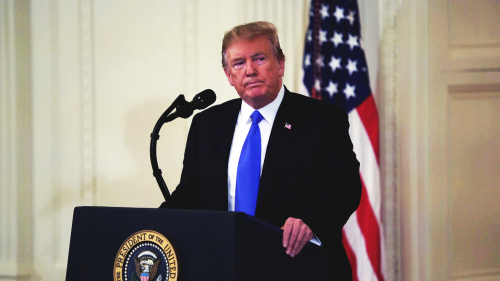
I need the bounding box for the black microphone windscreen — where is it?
[192,89,216,110]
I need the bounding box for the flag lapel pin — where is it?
[284,122,291,130]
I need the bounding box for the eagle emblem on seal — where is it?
[134,250,161,281]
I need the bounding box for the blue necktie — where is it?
[235,110,264,216]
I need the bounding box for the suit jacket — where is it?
[162,88,361,279]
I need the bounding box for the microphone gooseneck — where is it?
[150,90,216,203]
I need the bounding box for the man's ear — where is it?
[224,68,234,86]
[278,60,285,77]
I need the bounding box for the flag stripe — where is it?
[348,109,381,219]
[342,230,360,281]
[349,108,385,281]
[344,212,378,280]
[357,175,385,281]
[355,95,379,162]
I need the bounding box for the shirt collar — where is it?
[239,84,285,125]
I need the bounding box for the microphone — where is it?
[188,89,216,111]
[172,89,216,120]
[151,89,216,202]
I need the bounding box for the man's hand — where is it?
[281,217,313,257]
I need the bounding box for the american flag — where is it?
[300,0,385,280]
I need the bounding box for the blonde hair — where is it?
[221,21,285,70]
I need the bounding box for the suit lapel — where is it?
[256,89,296,211]
[211,99,241,210]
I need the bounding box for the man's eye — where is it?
[256,57,266,64]
[233,62,244,69]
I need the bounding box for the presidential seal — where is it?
[114,230,178,281]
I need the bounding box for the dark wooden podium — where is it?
[66,206,330,280]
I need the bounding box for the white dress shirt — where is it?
[227,84,285,210]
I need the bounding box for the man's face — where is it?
[224,36,285,109]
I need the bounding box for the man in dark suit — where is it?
[160,21,361,280]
